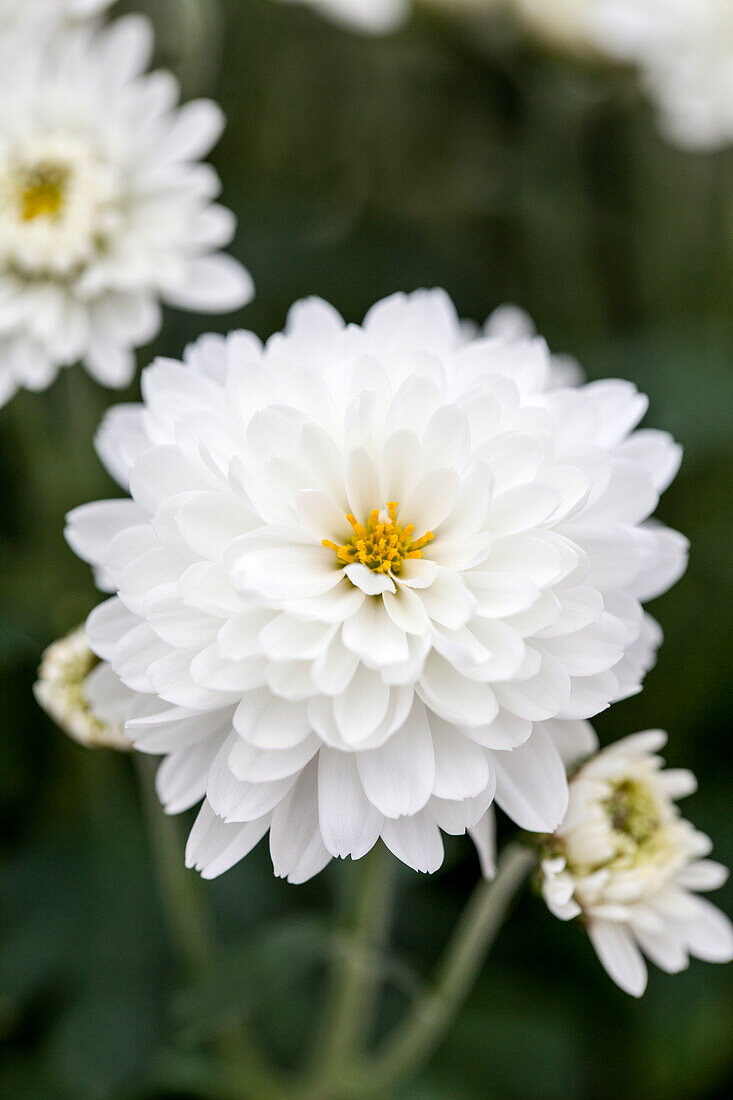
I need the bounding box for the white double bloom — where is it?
[0,12,252,406]
[541,731,732,995]
[66,289,687,882]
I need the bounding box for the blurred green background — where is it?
[1,1,731,1097]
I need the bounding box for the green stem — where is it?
[313,844,395,1088]
[134,753,213,978]
[358,842,536,1095]
[134,754,285,1100]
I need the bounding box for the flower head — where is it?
[0,13,253,407]
[541,731,732,995]
[34,627,133,749]
[65,289,687,882]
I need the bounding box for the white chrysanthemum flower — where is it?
[34,627,134,749]
[540,731,733,996]
[272,0,410,34]
[65,289,687,883]
[515,1,733,151]
[0,14,253,408]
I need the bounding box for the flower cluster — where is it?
[0,10,252,406]
[65,288,686,882]
[540,731,732,994]
[15,0,727,1005]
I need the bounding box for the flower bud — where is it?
[34,628,131,750]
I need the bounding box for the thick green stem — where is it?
[357,842,537,1095]
[314,844,395,1087]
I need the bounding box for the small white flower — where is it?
[66,289,686,883]
[0,13,253,407]
[541,731,733,996]
[34,627,135,749]
[272,0,411,34]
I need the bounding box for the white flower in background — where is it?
[0,14,253,408]
[515,1,733,151]
[273,0,410,35]
[588,0,733,150]
[541,731,732,996]
[34,627,134,749]
[65,289,687,883]
[0,0,113,31]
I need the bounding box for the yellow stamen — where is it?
[20,166,67,221]
[323,500,433,575]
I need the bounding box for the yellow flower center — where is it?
[323,500,434,575]
[20,165,67,221]
[604,779,660,851]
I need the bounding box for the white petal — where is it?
[269,760,331,883]
[418,569,476,629]
[396,558,438,589]
[231,534,343,600]
[344,563,396,596]
[429,715,492,800]
[400,469,460,533]
[156,735,224,813]
[166,255,254,312]
[381,811,444,874]
[541,718,598,767]
[66,500,146,566]
[311,633,359,695]
[383,583,431,635]
[185,800,270,879]
[345,447,381,521]
[148,649,235,710]
[341,597,409,667]
[317,749,383,859]
[259,614,334,662]
[296,489,350,543]
[176,491,253,559]
[464,710,533,751]
[419,653,498,729]
[85,597,140,660]
[357,701,435,818]
[469,807,497,879]
[228,733,320,783]
[675,861,729,892]
[233,688,312,749]
[494,653,571,722]
[675,896,733,963]
[493,725,568,832]
[587,920,648,997]
[422,405,471,472]
[486,484,561,538]
[332,666,391,746]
